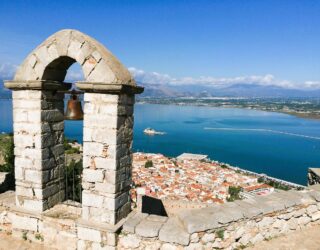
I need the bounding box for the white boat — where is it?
[143,128,166,135]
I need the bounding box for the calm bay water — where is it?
[1,99,320,185]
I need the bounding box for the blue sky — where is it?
[0,0,319,88]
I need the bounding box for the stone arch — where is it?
[14,29,135,85]
[5,29,143,226]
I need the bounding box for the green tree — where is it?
[227,186,242,202]
[0,135,14,173]
[145,160,153,168]
[65,159,83,202]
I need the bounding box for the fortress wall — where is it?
[1,189,320,249]
[119,190,320,249]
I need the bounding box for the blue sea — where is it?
[1,99,320,185]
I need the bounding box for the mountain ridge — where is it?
[0,79,320,98]
[139,82,320,98]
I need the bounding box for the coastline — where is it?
[136,99,320,121]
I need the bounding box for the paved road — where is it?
[249,224,320,250]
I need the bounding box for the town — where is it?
[131,152,287,208]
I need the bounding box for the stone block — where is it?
[12,214,38,231]
[103,192,129,211]
[258,217,274,228]
[306,205,318,216]
[82,192,104,208]
[159,217,190,246]
[77,226,102,242]
[135,217,165,238]
[83,142,105,157]
[123,212,148,233]
[83,128,117,145]
[83,114,119,129]
[106,232,117,246]
[55,30,72,55]
[13,110,28,122]
[23,199,45,211]
[308,190,320,202]
[67,39,83,59]
[82,169,105,183]
[91,157,117,171]
[12,90,42,100]
[147,214,168,223]
[14,134,35,148]
[119,234,141,249]
[13,99,42,109]
[35,45,53,65]
[14,165,25,180]
[47,44,60,61]
[27,109,42,122]
[84,93,119,103]
[311,211,320,221]
[95,182,118,194]
[15,186,34,198]
[297,216,311,225]
[87,59,116,83]
[41,110,64,122]
[25,169,49,184]
[179,209,220,234]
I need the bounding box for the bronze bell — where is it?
[65,93,84,120]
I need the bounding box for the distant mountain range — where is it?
[1,79,320,99]
[139,82,320,98]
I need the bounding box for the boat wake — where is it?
[204,127,320,140]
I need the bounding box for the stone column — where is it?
[81,92,135,224]
[7,81,70,212]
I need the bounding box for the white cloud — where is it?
[64,69,84,82]
[0,63,17,79]
[303,81,320,89]
[128,67,172,85]
[1,63,319,90]
[129,67,320,90]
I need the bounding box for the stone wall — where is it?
[12,90,65,212]
[1,190,320,249]
[82,93,134,225]
[0,191,119,250]
[119,190,320,250]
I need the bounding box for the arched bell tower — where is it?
[5,29,143,225]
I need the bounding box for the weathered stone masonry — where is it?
[82,93,135,224]
[5,29,143,222]
[12,88,67,211]
[118,190,320,250]
[1,189,320,249]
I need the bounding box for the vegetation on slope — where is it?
[0,134,14,173]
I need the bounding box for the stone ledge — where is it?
[122,211,148,233]
[4,80,72,91]
[10,204,43,220]
[76,82,144,94]
[76,217,125,234]
[135,214,168,238]
[159,217,190,246]
[122,190,320,237]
